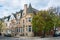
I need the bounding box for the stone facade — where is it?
[1,4,38,37]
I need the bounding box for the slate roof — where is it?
[27,3,38,13]
[7,15,11,21]
[13,13,17,20]
[3,15,11,21]
[0,17,7,22]
[20,10,23,18]
[1,4,38,21]
[13,10,23,20]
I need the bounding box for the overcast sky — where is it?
[0,0,60,18]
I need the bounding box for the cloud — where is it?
[0,0,60,18]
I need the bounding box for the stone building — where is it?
[1,4,38,37]
[19,4,38,36]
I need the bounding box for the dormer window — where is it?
[17,14,20,19]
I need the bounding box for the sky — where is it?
[0,0,60,18]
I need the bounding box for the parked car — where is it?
[4,30,12,37]
[53,31,60,37]
[4,34,12,37]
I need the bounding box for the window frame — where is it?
[28,25,32,32]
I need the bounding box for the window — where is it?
[16,28,18,32]
[28,17,32,22]
[6,23,7,26]
[19,28,20,32]
[17,22,20,24]
[26,18,27,22]
[23,25,25,27]
[26,26,27,31]
[23,20,24,23]
[28,25,32,32]
[17,14,20,19]
[16,27,23,33]
[19,28,23,33]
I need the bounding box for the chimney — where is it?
[24,4,27,15]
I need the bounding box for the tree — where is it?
[32,10,59,37]
[0,19,4,35]
[48,7,60,37]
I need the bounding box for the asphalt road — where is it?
[0,36,60,40]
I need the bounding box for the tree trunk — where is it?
[42,28,46,38]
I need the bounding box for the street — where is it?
[0,36,60,40]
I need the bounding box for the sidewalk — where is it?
[14,35,60,39]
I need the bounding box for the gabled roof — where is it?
[1,4,38,21]
[27,3,38,13]
[20,10,23,18]
[7,15,11,21]
[9,14,16,21]
[13,13,17,20]
[12,10,23,20]
[3,16,8,22]
[3,15,11,21]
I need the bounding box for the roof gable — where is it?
[27,3,38,13]
[9,14,15,21]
